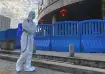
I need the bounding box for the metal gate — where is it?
[80,20,105,52]
[17,20,105,52]
[51,21,80,52]
[35,24,52,51]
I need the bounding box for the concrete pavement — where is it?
[15,49,105,61]
[0,59,71,74]
[0,50,105,74]
[36,50,105,61]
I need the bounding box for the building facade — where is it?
[38,0,103,24]
[0,15,11,31]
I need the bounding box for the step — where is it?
[0,50,105,69]
[0,53,105,74]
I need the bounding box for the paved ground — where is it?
[15,49,105,61]
[0,59,71,74]
[36,50,105,61]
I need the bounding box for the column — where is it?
[102,0,105,19]
[52,15,56,36]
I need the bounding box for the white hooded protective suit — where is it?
[16,11,37,72]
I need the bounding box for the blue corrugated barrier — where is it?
[51,21,80,52]
[80,20,105,52]
[0,31,6,48]
[0,31,6,40]
[34,24,52,51]
[5,29,17,49]
[16,20,105,52]
[6,29,17,40]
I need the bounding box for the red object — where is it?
[40,20,44,23]
[60,9,67,16]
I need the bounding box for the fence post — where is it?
[69,44,75,57]
[44,30,45,36]
[49,25,52,51]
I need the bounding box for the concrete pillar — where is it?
[44,30,46,36]
[102,0,105,19]
[69,44,75,57]
[52,15,56,24]
[52,15,56,36]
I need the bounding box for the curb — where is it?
[0,54,105,74]
[0,50,105,69]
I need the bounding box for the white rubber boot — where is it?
[24,66,36,71]
[16,65,21,72]
[30,66,36,71]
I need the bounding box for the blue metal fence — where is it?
[17,20,105,52]
[80,20,105,52]
[5,29,17,40]
[34,24,52,51]
[0,29,17,48]
[0,31,6,40]
[51,21,80,52]
[0,31,6,48]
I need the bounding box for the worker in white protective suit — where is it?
[16,11,37,72]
